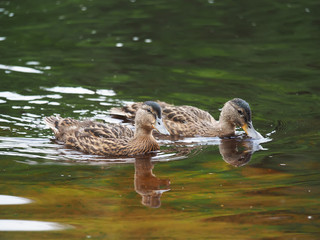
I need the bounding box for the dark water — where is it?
[1,0,320,239]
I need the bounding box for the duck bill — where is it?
[154,117,170,135]
[242,122,263,140]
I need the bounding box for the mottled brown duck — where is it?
[44,101,170,157]
[110,98,263,139]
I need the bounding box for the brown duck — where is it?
[111,98,263,139]
[44,101,170,156]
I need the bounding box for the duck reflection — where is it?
[219,138,263,167]
[134,157,170,208]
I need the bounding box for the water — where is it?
[1,0,320,239]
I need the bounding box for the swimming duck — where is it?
[110,98,263,139]
[44,101,170,156]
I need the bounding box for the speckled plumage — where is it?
[44,101,168,156]
[111,98,259,138]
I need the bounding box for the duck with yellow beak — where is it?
[111,98,263,139]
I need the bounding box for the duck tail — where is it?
[43,115,62,134]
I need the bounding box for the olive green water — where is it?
[0,0,320,239]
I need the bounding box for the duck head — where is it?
[221,98,263,139]
[135,101,170,135]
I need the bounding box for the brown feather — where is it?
[44,102,166,156]
[110,99,255,138]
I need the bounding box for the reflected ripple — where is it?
[0,220,72,231]
[0,195,32,205]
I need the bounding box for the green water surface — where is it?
[0,0,320,239]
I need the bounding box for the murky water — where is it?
[1,0,320,239]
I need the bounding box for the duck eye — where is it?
[146,108,152,113]
[238,109,243,115]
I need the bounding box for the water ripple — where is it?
[0,220,72,231]
[0,91,62,102]
[96,89,116,96]
[0,64,43,74]
[0,91,42,101]
[0,195,32,205]
[42,86,95,94]
[0,136,186,165]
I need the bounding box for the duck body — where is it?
[111,98,263,139]
[44,101,169,157]
[162,104,233,137]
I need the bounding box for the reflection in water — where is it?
[0,195,71,231]
[42,86,95,95]
[176,136,268,167]
[134,157,170,208]
[219,138,265,167]
[0,0,317,236]
[0,64,43,74]
[0,220,72,231]
[133,138,265,208]
[0,195,32,205]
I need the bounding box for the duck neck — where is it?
[129,127,159,154]
[134,127,153,139]
[208,111,236,137]
[215,120,236,137]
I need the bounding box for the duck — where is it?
[44,101,170,157]
[110,98,263,139]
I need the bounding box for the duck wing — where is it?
[110,102,142,121]
[64,132,132,156]
[44,116,134,140]
[163,105,215,123]
[44,116,137,155]
[110,102,217,136]
[161,105,216,136]
[82,122,134,139]
[110,101,171,122]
